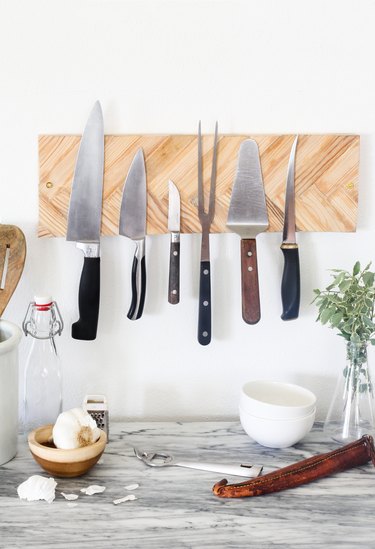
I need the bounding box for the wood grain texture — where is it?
[0,225,26,316]
[38,134,359,237]
[241,239,260,324]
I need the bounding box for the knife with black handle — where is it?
[72,247,101,340]
[281,136,300,321]
[66,101,104,341]
[119,148,147,320]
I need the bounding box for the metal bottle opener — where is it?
[134,447,263,478]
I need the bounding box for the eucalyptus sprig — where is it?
[313,261,375,345]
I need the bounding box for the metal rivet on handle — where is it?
[46,181,53,189]
[172,290,177,295]
[203,300,209,306]
[173,251,178,256]
[202,331,208,337]
[247,251,252,257]
[203,269,209,275]
[248,266,253,271]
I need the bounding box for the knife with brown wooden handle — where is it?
[226,140,268,324]
[168,180,180,304]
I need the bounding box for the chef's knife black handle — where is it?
[241,239,260,324]
[72,257,100,341]
[128,239,146,320]
[198,261,211,345]
[168,239,180,304]
[281,245,300,320]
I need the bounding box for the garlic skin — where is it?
[52,408,101,449]
[17,475,57,504]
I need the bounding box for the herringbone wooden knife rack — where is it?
[38,134,359,237]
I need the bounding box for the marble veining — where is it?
[0,422,374,548]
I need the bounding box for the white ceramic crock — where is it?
[0,320,22,465]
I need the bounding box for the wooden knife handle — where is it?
[198,261,211,345]
[241,239,260,324]
[213,435,375,498]
[168,240,180,304]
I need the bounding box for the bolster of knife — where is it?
[213,435,375,498]
[168,237,180,305]
[72,256,100,341]
[280,244,300,321]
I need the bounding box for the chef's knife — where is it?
[119,148,147,320]
[66,101,104,340]
[281,136,300,321]
[168,179,180,305]
[226,140,269,324]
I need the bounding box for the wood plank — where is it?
[38,134,359,237]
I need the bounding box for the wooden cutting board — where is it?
[0,225,26,316]
[38,133,359,237]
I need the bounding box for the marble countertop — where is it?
[1,421,374,548]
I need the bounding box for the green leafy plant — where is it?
[313,261,375,345]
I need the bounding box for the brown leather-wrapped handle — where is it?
[213,435,375,498]
[241,239,260,324]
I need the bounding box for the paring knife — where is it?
[281,136,300,320]
[226,140,269,324]
[119,148,147,320]
[66,101,104,340]
[168,180,180,304]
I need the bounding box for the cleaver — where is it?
[226,140,269,324]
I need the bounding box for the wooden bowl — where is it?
[28,424,107,477]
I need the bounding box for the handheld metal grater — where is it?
[83,395,109,438]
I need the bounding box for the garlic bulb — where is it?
[52,408,101,449]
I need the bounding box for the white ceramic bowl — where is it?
[239,406,316,448]
[240,380,316,420]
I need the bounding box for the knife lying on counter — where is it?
[226,140,269,324]
[119,148,147,320]
[280,136,300,321]
[66,101,104,340]
[168,180,181,304]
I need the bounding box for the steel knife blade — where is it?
[280,135,300,321]
[66,101,104,340]
[226,139,268,324]
[168,179,180,304]
[119,148,147,320]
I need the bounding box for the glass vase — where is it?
[324,341,375,443]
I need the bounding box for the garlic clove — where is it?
[52,407,101,450]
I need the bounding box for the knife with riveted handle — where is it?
[66,101,104,340]
[119,148,147,320]
[168,180,180,304]
[226,140,268,324]
[281,136,300,321]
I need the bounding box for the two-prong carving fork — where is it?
[197,121,218,346]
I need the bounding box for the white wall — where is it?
[1,0,375,421]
